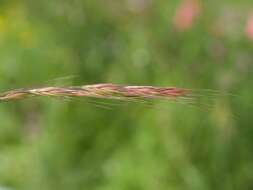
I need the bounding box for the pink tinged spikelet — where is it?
[0,83,224,111]
[124,86,187,98]
[246,14,253,40]
[0,83,189,102]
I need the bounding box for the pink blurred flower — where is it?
[174,0,201,31]
[245,14,253,40]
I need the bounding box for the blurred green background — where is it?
[0,0,252,189]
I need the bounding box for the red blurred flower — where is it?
[174,0,201,31]
[245,14,253,40]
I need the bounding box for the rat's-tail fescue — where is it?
[0,83,223,110]
[0,83,189,101]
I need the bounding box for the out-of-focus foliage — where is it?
[0,0,252,190]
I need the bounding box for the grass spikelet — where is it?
[0,83,189,102]
[0,83,226,110]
